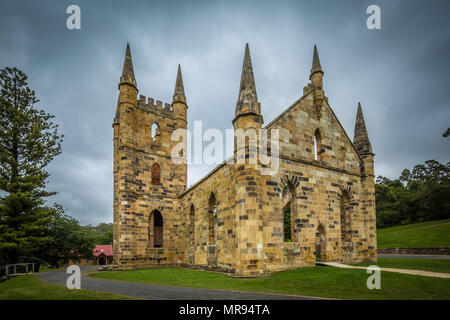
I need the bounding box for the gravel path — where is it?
[317,262,450,278]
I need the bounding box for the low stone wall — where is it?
[378,247,450,255]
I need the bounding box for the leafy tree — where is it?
[93,222,112,234]
[409,160,449,185]
[0,67,63,264]
[83,222,113,244]
[376,160,450,228]
[95,230,113,245]
[30,205,95,268]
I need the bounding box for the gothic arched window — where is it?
[152,163,161,185]
[208,193,217,245]
[151,123,160,141]
[282,181,296,242]
[149,209,163,248]
[189,205,195,247]
[314,128,322,161]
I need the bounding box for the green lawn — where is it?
[0,274,135,300]
[354,258,450,274]
[90,266,450,300]
[377,219,450,248]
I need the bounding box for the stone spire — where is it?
[310,44,324,79]
[172,64,186,104]
[353,102,373,155]
[119,42,137,89]
[234,43,261,120]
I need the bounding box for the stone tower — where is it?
[353,102,377,261]
[232,44,266,275]
[113,43,187,266]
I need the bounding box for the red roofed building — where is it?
[93,245,113,265]
[67,244,113,266]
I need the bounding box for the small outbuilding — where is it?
[93,245,113,265]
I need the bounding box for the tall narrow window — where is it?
[315,224,326,262]
[314,129,322,161]
[314,135,318,160]
[189,205,195,247]
[151,163,160,185]
[149,210,163,248]
[281,182,296,242]
[208,193,217,245]
[151,123,160,141]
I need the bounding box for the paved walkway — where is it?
[317,262,450,279]
[378,254,450,260]
[37,266,322,300]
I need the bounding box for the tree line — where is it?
[375,160,450,228]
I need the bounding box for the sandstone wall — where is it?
[113,88,187,267]
[177,162,237,273]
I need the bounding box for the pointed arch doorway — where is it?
[315,224,326,262]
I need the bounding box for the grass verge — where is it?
[90,266,450,300]
[377,219,450,248]
[0,274,135,300]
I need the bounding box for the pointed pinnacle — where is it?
[114,94,120,120]
[174,64,185,97]
[235,43,259,116]
[356,103,366,129]
[120,42,136,87]
[353,102,373,154]
[310,44,323,78]
[126,42,131,57]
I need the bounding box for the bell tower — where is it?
[113,43,188,267]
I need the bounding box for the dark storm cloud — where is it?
[0,0,449,225]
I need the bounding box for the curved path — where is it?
[37,266,322,300]
[378,254,450,260]
[317,262,450,279]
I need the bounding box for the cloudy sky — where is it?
[0,0,449,225]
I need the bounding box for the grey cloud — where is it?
[0,0,449,224]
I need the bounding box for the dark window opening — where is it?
[149,210,163,248]
[152,163,161,185]
[208,193,217,245]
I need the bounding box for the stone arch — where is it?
[151,163,161,185]
[208,192,217,245]
[189,204,195,247]
[315,223,326,262]
[281,180,296,242]
[279,172,301,242]
[279,173,301,190]
[149,209,163,248]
